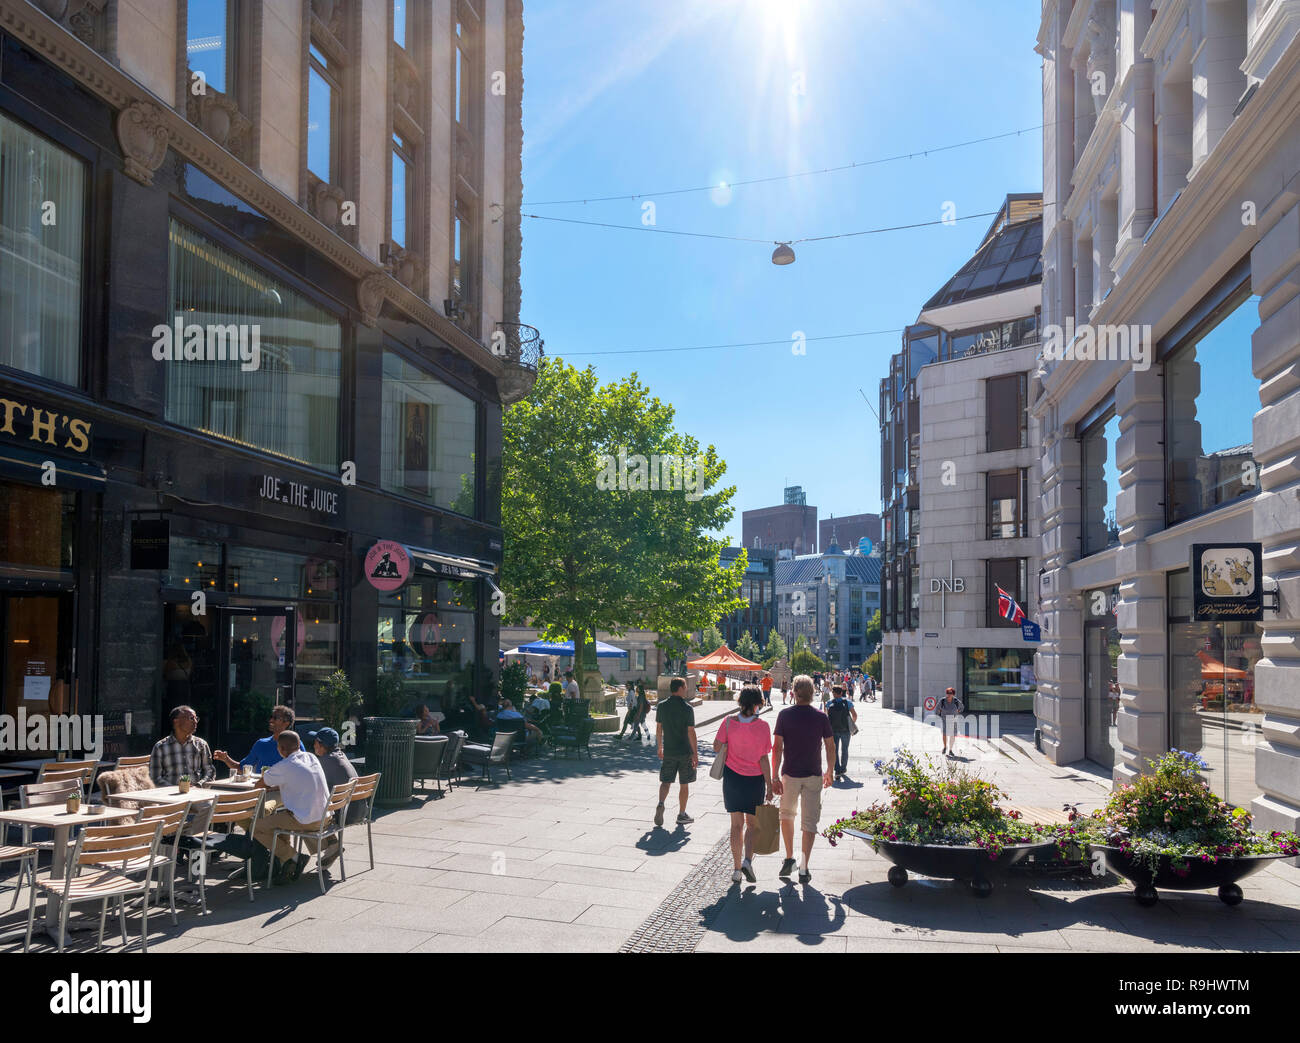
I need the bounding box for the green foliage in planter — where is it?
[547,682,563,700]
[318,670,356,730]
[823,749,1054,858]
[1062,750,1300,876]
[500,661,527,707]
[373,671,406,718]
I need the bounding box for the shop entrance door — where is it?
[0,592,75,730]
[223,606,297,751]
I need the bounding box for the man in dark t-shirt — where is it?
[654,678,697,829]
[772,675,835,884]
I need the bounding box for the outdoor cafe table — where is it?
[103,785,229,806]
[0,768,28,780]
[2,758,114,772]
[0,802,138,939]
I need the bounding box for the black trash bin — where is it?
[365,717,417,806]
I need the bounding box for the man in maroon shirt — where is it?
[771,674,835,884]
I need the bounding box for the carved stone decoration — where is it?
[66,0,107,47]
[386,246,424,292]
[312,0,344,41]
[1085,6,1116,118]
[186,89,253,161]
[116,102,170,186]
[498,362,538,406]
[312,179,346,229]
[357,272,390,327]
[393,56,417,114]
[35,0,69,19]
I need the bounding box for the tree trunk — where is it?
[572,629,587,690]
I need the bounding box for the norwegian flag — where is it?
[997,585,1027,625]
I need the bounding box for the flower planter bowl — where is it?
[843,828,1058,897]
[1093,845,1287,907]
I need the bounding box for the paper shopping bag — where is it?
[753,802,780,855]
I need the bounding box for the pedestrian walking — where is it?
[780,680,790,705]
[618,682,638,739]
[825,685,857,780]
[937,686,964,757]
[654,678,697,827]
[631,683,651,741]
[771,675,835,884]
[718,687,774,884]
[760,672,773,707]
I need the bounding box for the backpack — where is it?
[827,698,852,732]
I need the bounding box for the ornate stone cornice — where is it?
[0,0,504,380]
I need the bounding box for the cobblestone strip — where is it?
[619,832,736,953]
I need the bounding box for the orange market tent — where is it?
[1196,651,1250,679]
[688,645,763,685]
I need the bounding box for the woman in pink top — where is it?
[718,687,773,884]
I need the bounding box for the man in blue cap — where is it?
[307,726,358,870]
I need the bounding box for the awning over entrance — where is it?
[404,546,498,582]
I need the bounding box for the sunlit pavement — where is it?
[2,699,1296,953]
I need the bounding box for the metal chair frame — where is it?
[266,780,356,894]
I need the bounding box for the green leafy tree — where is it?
[792,633,811,656]
[696,624,726,655]
[865,651,882,682]
[866,609,882,651]
[735,630,761,663]
[761,630,788,669]
[790,648,827,675]
[502,358,746,689]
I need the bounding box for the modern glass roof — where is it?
[923,194,1043,309]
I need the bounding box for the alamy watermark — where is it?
[151,319,261,372]
[596,448,705,501]
[1041,318,1152,372]
[0,710,103,760]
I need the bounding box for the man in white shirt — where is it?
[563,670,580,701]
[252,730,331,884]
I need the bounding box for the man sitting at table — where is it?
[150,705,216,786]
[246,730,331,885]
[307,726,358,870]
[497,700,543,751]
[214,704,298,775]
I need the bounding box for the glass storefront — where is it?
[1083,585,1122,768]
[163,536,341,738]
[1168,569,1262,809]
[0,483,79,740]
[1080,411,1120,556]
[962,647,1036,712]
[377,576,480,721]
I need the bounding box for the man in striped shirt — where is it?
[149,705,216,786]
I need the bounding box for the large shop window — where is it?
[1083,585,1122,769]
[377,578,479,719]
[166,221,342,470]
[1167,569,1261,809]
[0,112,86,386]
[985,373,1027,452]
[985,558,1027,628]
[381,351,478,514]
[1165,285,1261,525]
[962,648,1036,713]
[1080,410,1120,556]
[1,484,78,738]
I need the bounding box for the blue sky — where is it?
[519,0,1046,542]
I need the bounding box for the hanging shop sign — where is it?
[365,540,411,591]
[1192,543,1263,622]
[130,518,170,569]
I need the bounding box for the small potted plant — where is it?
[823,748,1059,896]
[64,791,80,814]
[178,774,192,794]
[1064,749,1300,906]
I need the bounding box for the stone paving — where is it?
[1,697,1296,953]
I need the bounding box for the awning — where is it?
[0,443,107,492]
[510,639,627,658]
[404,545,498,582]
[917,284,1041,332]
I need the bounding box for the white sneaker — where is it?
[731,869,742,883]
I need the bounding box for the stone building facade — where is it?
[1035,0,1300,830]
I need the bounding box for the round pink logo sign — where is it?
[412,613,442,656]
[271,614,307,659]
[365,541,410,591]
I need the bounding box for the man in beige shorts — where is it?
[771,675,835,884]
